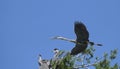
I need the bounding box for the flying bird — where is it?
[52,21,102,55]
[70,22,89,55]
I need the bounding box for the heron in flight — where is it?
[52,21,102,55]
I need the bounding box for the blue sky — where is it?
[0,0,120,69]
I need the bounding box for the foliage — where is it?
[94,49,119,69]
[39,47,119,69]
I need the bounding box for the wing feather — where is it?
[70,43,87,55]
[71,22,89,55]
[74,22,89,42]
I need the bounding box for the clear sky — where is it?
[0,0,120,69]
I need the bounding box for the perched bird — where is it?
[38,54,51,69]
[53,48,60,58]
[53,48,64,59]
[52,21,102,55]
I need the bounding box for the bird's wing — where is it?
[70,43,88,55]
[74,22,89,42]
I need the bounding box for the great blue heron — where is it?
[52,21,102,55]
[53,48,65,59]
[38,54,51,69]
[53,48,60,58]
[71,22,89,55]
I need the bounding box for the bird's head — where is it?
[53,48,59,54]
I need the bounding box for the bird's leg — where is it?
[89,42,102,46]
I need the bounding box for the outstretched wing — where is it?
[74,22,89,42]
[70,43,88,55]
